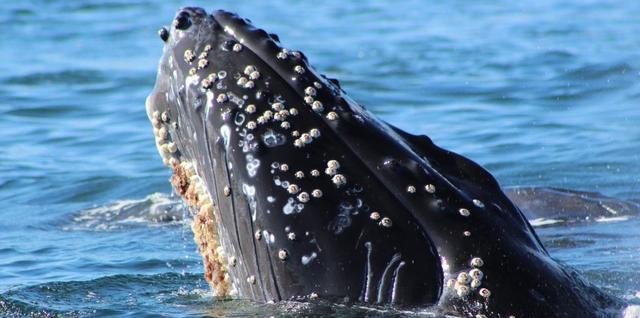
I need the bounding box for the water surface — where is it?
[1,0,639,316]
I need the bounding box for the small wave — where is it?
[595,216,630,223]
[624,305,640,318]
[64,193,189,231]
[0,273,206,318]
[4,69,108,86]
[530,218,564,227]
[0,294,75,318]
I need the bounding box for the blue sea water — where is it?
[1,0,639,317]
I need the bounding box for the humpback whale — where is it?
[145,7,627,317]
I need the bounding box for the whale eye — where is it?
[158,27,169,42]
[173,11,191,30]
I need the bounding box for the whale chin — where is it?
[146,6,625,317]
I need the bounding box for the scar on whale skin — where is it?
[146,6,627,318]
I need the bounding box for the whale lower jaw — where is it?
[148,101,234,297]
[171,160,234,297]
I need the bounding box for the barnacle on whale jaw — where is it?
[171,161,232,296]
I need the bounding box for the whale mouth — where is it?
[145,7,232,296]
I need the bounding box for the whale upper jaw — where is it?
[146,7,626,317]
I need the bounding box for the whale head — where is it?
[146,7,624,316]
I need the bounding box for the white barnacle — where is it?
[326,111,338,121]
[188,67,197,76]
[471,279,482,289]
[470,257,484,268]
[247,275,256,284]
[309,128,321,138]
[380,217,392,227]
[287,184,299,194]
[198,51,208,60]
[311,101,324,112]
[304,86,316,96]
[249,71,260,80]
[407,185,416,193]
[463,230,472,237]
[294,65,305,74]
[425,184,436,193]
[370,211,381,221]
[459,208,471,217]
[263,110,273,120]
[295,171,304,179]
[311,189,323,198]
[254,230,262,240]
[217,93,228,103]
[237,77,248,86]
[228,256,237,266]
[291,130,300,137]
[161,111,170,123]
[304,96,314,105]
[184,49,195,63]
[246,121,257,130]
[289,108,299,116]
[244,65,257,75]
[152,118,161,128]
[201,78,213,89]
[473,199,485,208]
[325,167,337,176]
[273,113,283,121]
[233,43,243,52]
[203,44,212,52]
[207,73,218,82]
[280,163,289,172]
[332,174,346,187]
[277,50,288,60]
[245,104,256,114]
[469,268,484,280]
[197,58,208,69]
[287,232,296,240]
[224,186,231,197]
[280,121,291,129]
[257,116,267,124]
[456,285,470,297]
[297,192,310,203]
[272,102,284,111]
[313,81,322,89]
[166,142,177,153]
[244,80,255,89]
[479,288,491,298]
[278,109,289,117]
[300,133,312,144]
[157,127,168,140]
[457,272,471,284]
[310,169,320,177]
[327,160,340,170]
[293,139,304,148]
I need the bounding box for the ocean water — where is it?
[1,0,639,317]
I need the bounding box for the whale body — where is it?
[145,7,625,317]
